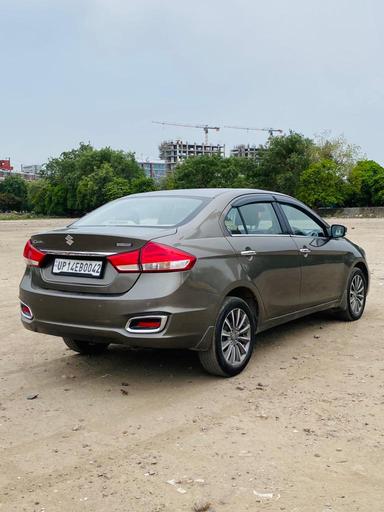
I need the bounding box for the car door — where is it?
[224,195,302,319]
[277,200,347,308]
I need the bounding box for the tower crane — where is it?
[224,125,283,137]
[152,121,220,144]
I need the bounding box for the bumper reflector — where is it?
[126,315,168,334]
[20,302,33,320]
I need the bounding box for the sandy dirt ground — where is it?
[1,218,384,512]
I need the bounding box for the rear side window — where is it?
[225,202,282,235]
[224,207,247,234]
[73,196,206,228]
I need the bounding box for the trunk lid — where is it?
[30,226,176,295]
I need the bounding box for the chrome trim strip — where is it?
[230,234,291,237]
[240,250,257,256]
[125,315,168,334]
[231,233,327,239]
[41,250,114,257]
[290,235,327,239]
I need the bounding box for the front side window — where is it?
[225,202,282,235]
[280,204,326,237]
[239,203,282,235]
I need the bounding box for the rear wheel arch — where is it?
[198,295,257,377]
[226,286,259,326]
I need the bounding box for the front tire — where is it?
[63,337,110,355]
[198,297,256,377]
[336,268,367,321]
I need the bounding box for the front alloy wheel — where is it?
[199,297,256,377]
[349,273,365,317]
[336,267,367,321]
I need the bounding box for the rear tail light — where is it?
[126,315,168,333]
[108,242,196,273]
[23,240,46,267]
[107,249,140,272]
[140,242,196,272]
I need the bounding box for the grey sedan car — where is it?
[20,189,368,376]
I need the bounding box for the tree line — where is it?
[1,133,384,215]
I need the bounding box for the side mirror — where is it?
[330,224,347,238]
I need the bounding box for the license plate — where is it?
[52,258,103,277]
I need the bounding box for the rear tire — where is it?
[63,337,110,355]
[198,297,256,377]
[335,267,367,321]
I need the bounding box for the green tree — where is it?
[170,155,226,189]
[130,176,157,194]
[170,155,250,189]
[297,160,347,208]
[255,132,315,195]
[0,192,23,212]
[348,160,384,206]
[47,183,67,216]
[30,143,147,215]
[313,133,362,178]
[105,177,132,202]
[76,163,117,212]
[28,180,52,215]
[0,174,29,209]
[75,163,156,213]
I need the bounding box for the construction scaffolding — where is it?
[159,140,225,172]
[230,144,260,159]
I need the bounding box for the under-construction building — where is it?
[230,144,260,159]
[159,140,225,172]
[137,160,167,181]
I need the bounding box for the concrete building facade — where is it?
[0,160,42,182]
[21,164,43,177]
[230,144,260,159]
[159,140,225,171]
[137,160,167,181]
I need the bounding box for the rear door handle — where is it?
[240,250,257,256]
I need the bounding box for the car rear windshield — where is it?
[73,196,206,227]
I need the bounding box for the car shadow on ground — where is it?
[255,310,340,349]
[31,311,344,389]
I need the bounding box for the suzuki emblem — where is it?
[65,235,74,246]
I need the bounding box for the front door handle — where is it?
[240,250,257,256]
[299,247,311,257]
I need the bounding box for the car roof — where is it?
[130,188,290,199]
[126,188,328,226]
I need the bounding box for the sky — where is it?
[1,0,383,169]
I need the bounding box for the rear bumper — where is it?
[19,271,218,350]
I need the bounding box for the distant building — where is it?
[230,144,260,159]
[0,158,13,181]
[137,160,167,181]
[21,164,43,177]
[0,160,42,181]
[0,170,10,181]
[159,140,225,172]
[0,159,13,171]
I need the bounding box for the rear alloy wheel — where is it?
[336,268,367,321]
[199,297,256,377]
[63,337,110,355]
